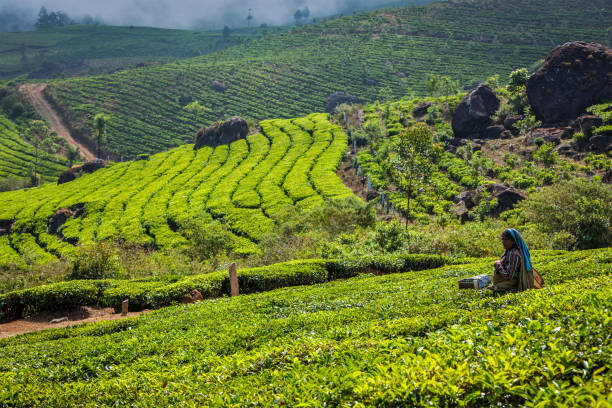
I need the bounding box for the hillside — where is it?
[41,0,611,158]
[0,248,609,406]
[0,24,272,79]
[0,113,68,183]
[0,113,353,267]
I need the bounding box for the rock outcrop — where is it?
[453,183,527,221]
[325,92,362,113]
[194,116,249,150]
[527,42,612,123]
[483,125,512,139]
[503,115,523,135]
[211,80,227,92]
[182,290,204,304]
[452,84,500,139]
[523,127,573,146]
[48,208,75,234]
[412,103,432,117]
[57,159,106,184]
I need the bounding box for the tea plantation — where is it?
[0,113,67,182]
[0,24,269,79]
[0,248,609,406]
[0,113,353,266]
[45,0,610,157]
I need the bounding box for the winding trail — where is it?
[20,83,96,161]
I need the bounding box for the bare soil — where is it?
[20,83,96,161]
[0,306,147,339]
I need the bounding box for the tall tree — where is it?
[391,123,438,227]
[93,113,111,158]
[183,101,210,128]
[66,144,81,167]
[24,120,56,184]
[246,9,253,28]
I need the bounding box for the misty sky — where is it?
[1,0,404,30]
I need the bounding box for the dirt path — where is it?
[20,83,97,161]
[0,306,148,339]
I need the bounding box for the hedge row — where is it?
[0,254,452,321]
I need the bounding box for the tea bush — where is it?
[0,248,609,406]
[519,178,612,249]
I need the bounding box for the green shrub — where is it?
[68,242,124,280]
[519,178,612,249]
[179,219,235,261]
[374,219,410,252]
[0,280,100,321]
[327,252,451,280]
[532,142,558,167]
[572,131,587,145]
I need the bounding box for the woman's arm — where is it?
[497,249,520,278]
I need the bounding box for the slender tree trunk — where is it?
[405,184,411,229]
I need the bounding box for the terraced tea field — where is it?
[0,24,270,79]
[0,248,609,406]
[44,0,610,157]
[0,113,353,266]
[0,114,67,182]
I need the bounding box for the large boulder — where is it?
[325,92,362,113]
[48,208,75,234]
[412,103,432,117]
[211,80,227,92]
[483,125,512,139]
[587,135,612,153]
[57,159,106,184]
[526,42,612,124]
[571,114,604,137]
[194,116,248,150]
[452,84,500,139]
[503,115,523,135]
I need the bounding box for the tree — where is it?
[508,68,529,113]
[223,25,231,39]
[515,106,541,137]
[246,9,253,28]
[66,144,81,167]
[427,74,458,102]
[391,123,438,226]
[35,7,49,29]
[93,113,111,158]
[519,178,611,249]
[24,120,56,183]
[294,7,310,23]
[426,73,439,97]
[508,68,528,93]
[183,101,210,127]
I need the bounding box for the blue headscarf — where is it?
[507,228,533,272]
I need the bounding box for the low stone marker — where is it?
[121,299,129,315]
[229,262,239,297]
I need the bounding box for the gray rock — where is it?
[527,42,612,123]
[194,116,249,150]
[452,84,500,139]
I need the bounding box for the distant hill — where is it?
[41,0,610,158]
[0,24,275,79]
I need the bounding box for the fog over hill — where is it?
[0,0,433,31]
